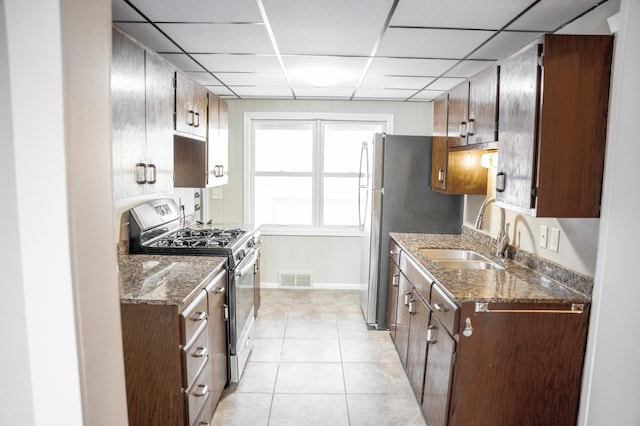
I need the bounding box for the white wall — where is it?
[1,0,128,425]
[580,1,640,424]
[210,99,432,286]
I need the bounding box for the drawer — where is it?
[192,392,213,426]
[430,284,459,334]
[181,289,208,346]
[390,239,401,266]
[399,252,433,301]
[186,360,212,425]
[182,324,209,388]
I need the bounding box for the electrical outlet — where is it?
[539,225,548,249]
[549,228,560,252]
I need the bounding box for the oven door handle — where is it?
[235,249,257,279]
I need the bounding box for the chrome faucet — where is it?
[475,197,510,258]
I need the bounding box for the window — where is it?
[248,116,388,232]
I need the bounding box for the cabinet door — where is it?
[433,93,448,137]
[431,137,448,192]
[175,72,207,139]
[386,258,400,341]
[206,270,228,411]
[207,94,229,187]
[495,42,541,210]
[421,314,455,426]
[394,272,412,367]
[446,82,469,148]
[406,292,429,400]
[111,29,146,199]
[467,66,498,145]
[145,51,175,194]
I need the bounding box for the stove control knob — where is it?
[237,249,245,261]
[247,239,255,248]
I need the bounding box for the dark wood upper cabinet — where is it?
[446,82,469,148]
[467,66,499,146]
[496,34,614,217]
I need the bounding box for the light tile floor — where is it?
[210,289,427,426]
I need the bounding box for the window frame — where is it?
[244,112,394,236]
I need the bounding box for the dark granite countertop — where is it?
[118,254,226,306]
[390,232,590,305]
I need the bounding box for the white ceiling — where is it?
[112,0,616,101]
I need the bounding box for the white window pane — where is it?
[324,123,384,173]
[255,122,313,172]
[323,177,359,226]
[255,177,312,225]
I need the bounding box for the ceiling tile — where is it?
[191,54,282,73]
[411,90,445,101]
[204,85,237,97]
[262,0,394,56]
[377,28,495,58]
[507,0,604,31]
[125,0,263,23]
[353,88,417,100]
[554,0,620,35]
[112,0,144,21]
[360,75,435,89]
[426,77,466,91]
[468,31,544,60]
[230,86,293,97]
[158,23,274,54]
[390,0,534,29]
[367,57,459,77]
[185,71,224,86]
[159,53,202,72]
[293,87,355,98]
[214,72,289,86]
[115,23,181,53]
[282,56,369,87]
[442,60,496,78]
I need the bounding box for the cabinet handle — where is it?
[467,118,475,137]
[215,286,226,294]
[463,318,473,337]
[408,299,416,314]
[146,163,156,184]
[194,384,209,397]
[434,303,448,313]
[188,110,195,126]
[191,311,206,322]
[224,304,229,321]
[437,168,445,183]
[195,112,200,127]
[192,346,208,358]
[392,274,399,287]
[496,172,506,192]
[459,121,467,138]
[426,324,436,344]
[135,163,147,184]
[404,292,412,306]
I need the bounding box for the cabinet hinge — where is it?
[172,75,177,89]
[537,54,544,67]
[531,186,538,199]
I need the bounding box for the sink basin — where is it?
[429,260,504,270]
[418,248,504,270]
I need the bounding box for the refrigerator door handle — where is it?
[358,142,369,230]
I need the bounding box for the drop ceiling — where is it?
[112,0,616,101]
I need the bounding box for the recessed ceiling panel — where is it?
[115,23,181,53]
[293,87,354,98]
[126,0,263,23]
[263,0,394,56]
[283,56,369,87]
[204,85,236,97]
[507,0,603,31]
[360,75,435,89]
[555,0,620,35]
[185,71,224,86]
[443,60,496,78]
[377,28,495,58]
[192,54,282,72]
[468,31,544,60]
[215,72,289,86]
[426,77,466,91]
[411,90,445,101]
[159,53,202,72]
[390,0,534,29]
[367,57,459,77]
[353,88,417,100]
[230,86,293,97]
[158,23,273,54]
[112,0,144,21]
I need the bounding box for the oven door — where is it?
[229,247,257,382]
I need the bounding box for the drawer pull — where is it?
[434,303,449,313]
[408,300,416,315]
[193,384,209,397]
[192,311,206,322]
[192,346,207,358]
[392,274,399,287]
[404,292,412,306]
[475,302,585,314]
[215,286,226,294]
[463,318,473,337]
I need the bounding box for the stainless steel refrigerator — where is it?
[359,133,463,329]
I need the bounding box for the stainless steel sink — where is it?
[419,249,504,270]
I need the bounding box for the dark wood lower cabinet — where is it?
[386,257,400,341]
[394,272,412,367]
[405,290,429,399]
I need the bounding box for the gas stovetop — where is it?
[149,227,245,249]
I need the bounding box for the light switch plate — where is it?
[539,225,548,249]
[549,228,560,252]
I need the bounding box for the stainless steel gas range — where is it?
[128,198,258,383]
